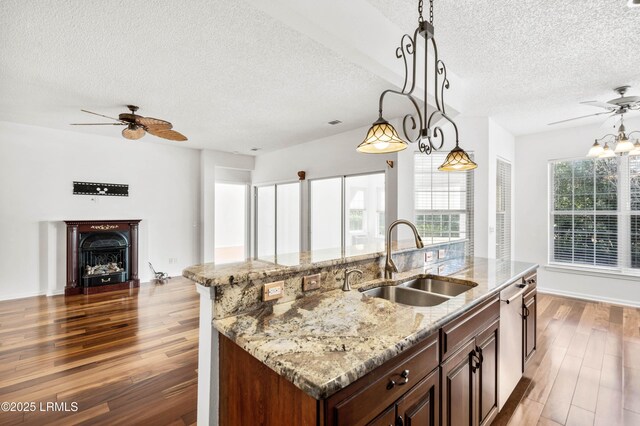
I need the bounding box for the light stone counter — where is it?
[213,257,537,399]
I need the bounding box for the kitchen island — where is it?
[185,246,537,425]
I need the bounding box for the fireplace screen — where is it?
[79,231,130,287]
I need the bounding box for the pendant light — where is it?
[600,142,615,158]
[357,0,476,171]
[587,140,604,158]
[356,118,407,153]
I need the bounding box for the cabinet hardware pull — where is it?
[101,278,111,283]
[396,415,404,426]
[387,369,410,389]
[501,285,528,304]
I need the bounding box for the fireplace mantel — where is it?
[65,220,141,295]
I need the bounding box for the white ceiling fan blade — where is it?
[579,101,617,110]
[547,111,613,126]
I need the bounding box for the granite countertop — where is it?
[213,257,538,400]
[183,240,431,287]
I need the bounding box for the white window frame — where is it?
[548,155,640,276]
[413,151,474,254]
[253,181,302,260]
[308,171,385,256]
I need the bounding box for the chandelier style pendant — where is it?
[356,0,477,172]
[587,116,640,158]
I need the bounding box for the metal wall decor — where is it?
[73,181,129,197]
[356,0,477,171]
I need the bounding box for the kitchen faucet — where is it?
[343,268,363,291]
[385,219,424,279]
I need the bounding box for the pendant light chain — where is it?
[429,0,434,24]
[418,0,424,22]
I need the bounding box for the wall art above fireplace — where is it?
[73,181,129,197]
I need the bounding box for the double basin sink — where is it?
[361,276,477,307]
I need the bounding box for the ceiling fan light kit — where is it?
[357,0,476,172]
[71,105,188,142]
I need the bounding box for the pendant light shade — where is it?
[599,142,615,158]
[587,140,604,158]
[438,145,477,171]
[614,136,634,153]
[630,140,640,156]
[357,118,408,154]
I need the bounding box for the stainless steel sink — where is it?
[399,277,477,297]
[362,286,450,307]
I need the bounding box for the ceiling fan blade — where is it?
[579,101,617,110]
[137,116,172,129]
[70,123,126,125]
[146,128,188,141]
[80,109,124,122]
[547,111,613,126]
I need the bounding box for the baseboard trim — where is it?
[537,287,640,308]
[0,291,46,302]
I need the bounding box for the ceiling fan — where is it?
[548,86,640,126]
[71,105,188,141]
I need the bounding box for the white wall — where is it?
[0,121,255,301]
[514,116,640,307]
[0,121,201,300]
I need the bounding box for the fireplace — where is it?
[65,220,141,295]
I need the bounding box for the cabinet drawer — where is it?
[328,333,438,426]
[440,296,499,362]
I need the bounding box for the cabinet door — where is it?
[523,290,537,366]
[441,339,475,426]
[476,319,499,426]
[395,369,439,426]
[367,405,396,426]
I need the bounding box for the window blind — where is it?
[549,156,637,270]
[414,152,474,255]
[496,159,512,262]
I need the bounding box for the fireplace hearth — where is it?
[65,220,141,295]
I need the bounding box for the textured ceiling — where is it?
[2,0,640,153]
[0,0,404,153]
[367,0,640,135]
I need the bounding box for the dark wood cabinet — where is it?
[367,405,396,426]
[522,273,537,369]
[395,369,439,426]
[441,311,500,426]
[477,319,499,426]
[441,339,475,426]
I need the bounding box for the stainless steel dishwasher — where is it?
[498,278,529,409]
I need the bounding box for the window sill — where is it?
[544,264,640,282]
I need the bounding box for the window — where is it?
[414,152,474,253]
[215,183,247,264]
[496,159,512,261]
[255,182,300,260]
[550,156,640,273]
[310,172,385,256]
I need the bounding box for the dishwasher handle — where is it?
[501,284,528,304]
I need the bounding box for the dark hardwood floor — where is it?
[495,293,640,426]
[0,280,639,425]
[0,278,199,426]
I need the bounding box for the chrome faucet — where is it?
[385,219,424,279]
[343,268,363,291]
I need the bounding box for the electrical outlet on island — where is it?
[263,281,285,301]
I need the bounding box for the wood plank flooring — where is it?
[1,281,639,425]
[0,278,199,426]
[495,293,640,426]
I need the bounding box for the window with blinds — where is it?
[549,156,640,273]
[496,159,512,262]
[414,152,474,253]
